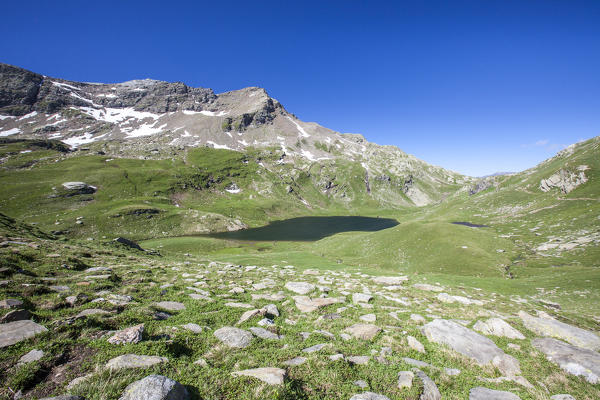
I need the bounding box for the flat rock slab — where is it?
[372,276,408,285]
[106,354,168,370]
[345,323,381,340]
[154,301,186,311]
[532,337,600,383]
[285,281,315,295]
[421,319,520,376]
[0,298,23,309]
[250,327,281,340]
[19,349,44,364]
[214,326,253,348]
[119,374,189,400]
[231,367,286,385]
[352,293,373,303]
[180,323,203,333]
[349,392,391,400]
[293,296,340,312]
[0,320,48,348]
[469,387,521,400]
[473,318,525,340]
[397,371,414,388]
[283,356,307,366]
[520,311,600,351]
[303,343,328,353]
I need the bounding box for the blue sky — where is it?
[2,0,599,176]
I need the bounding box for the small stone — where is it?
[194,358,208,367]
[283,356,307,366]
[263,304,279,318]
[347,355,370,365]
[349,392,390,400]
[231,367,286,385]
[403,357,432,368]
[225,302,253,309]
[250,327,281,340]
[257,318,275,327]
[119,374,189,400]
[285,281,315,295]
[108,324,144,345]
[397,371,414,389]
[330,353,345,361]
[293,296,340,312]
[444,368,461,376]
[372,276,408,285]
[410,314,426,324]
[550,395,575,400]
[352,293,373,303]
[237,309,262,325]
[0,299,23,309]
[180,323,203,333]
[360,314,376,322]
[469,387,521,400]
[214,327,253,348]
[18,349,44,364]
[106,354,168,370]
[303,343,328,353]
[154,301,186,311]
[344,323,381,340]
[354,380,368,388]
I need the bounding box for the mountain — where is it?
[0,63,470,209]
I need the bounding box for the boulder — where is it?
[0,320,48,348]
[214,326,253,348]
[119,375,189,400]
[469,387,521,400]
[519,311,600,351]
[421,319,520,376]
[231,367,286,385]
[532,337,600,383]
[62,182,97,195]
[106,354,168,370]
[473,318,525,340]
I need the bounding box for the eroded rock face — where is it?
[421,319,520,376]
[231,367,286,385]
[0,320,48,348]
[519,311,600,351]
[539,167,588,194]
[532,337,600,383]
[119,375,189,400]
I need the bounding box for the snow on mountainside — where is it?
[0,63,471,206]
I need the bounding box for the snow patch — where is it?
[287,116,310,137]
[126,122,167,138]
[0,115,15,120]
[0,128,21,137]
[238,140,249,146]
[199,110,228,117]
[51,81,81,91]
[17,111,38,121]
[96,93,118,99]
[62,132,107,147]
[78,107,161,124]
[207,141,232,150]
[182,130,191,137]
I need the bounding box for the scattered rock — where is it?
[0,320,48,348]
[62,181,96,194]
[1,309,31,323]
[349,392,391,400]
[114,237,144,251]
[352,293,373,303]
[119,374,189,400]
[285,281,315,295]
[413,283,443,292]
[532,337,600,383]
[473,318,525,340]
[303,343,328,353]
[293,296,340,312]
[407,335,426,353]
[345,323,381,340]
[76,308,109,318]
[154,301,186,312]
[360,314,376,322]
[250,327,281,340]
[214,326,253,348]
[283,356,307,366]
[0,298,23,309]
[231,367,286,385]
[347,355,370,365]
[550,395,576,400]
[18,349,44,364]
[519,311,600,351]
[414,368,441,400]
[372,276,408,285]
[469,387,521,400]
[397,371,414,389]
[106,354,168,370]
[180,323,203,333]
[108,324,144,345]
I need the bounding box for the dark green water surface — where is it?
[201,216,399,242]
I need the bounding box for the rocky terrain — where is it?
[0,63,598,399]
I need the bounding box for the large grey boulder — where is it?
[519,311,600,351]
[469,387,521,400]
[473,318,525,340]
[214,326,253,348]
[421,319,520,376]
[0,320,48,347]
[231,367,286,385]
[119,375,189,400]
[106,354,168,370]
[532,337,600,383]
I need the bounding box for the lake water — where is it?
[202,216,399,242]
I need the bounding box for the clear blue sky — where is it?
[2,0,599,176]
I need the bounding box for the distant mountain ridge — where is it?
[0,62,471,207]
